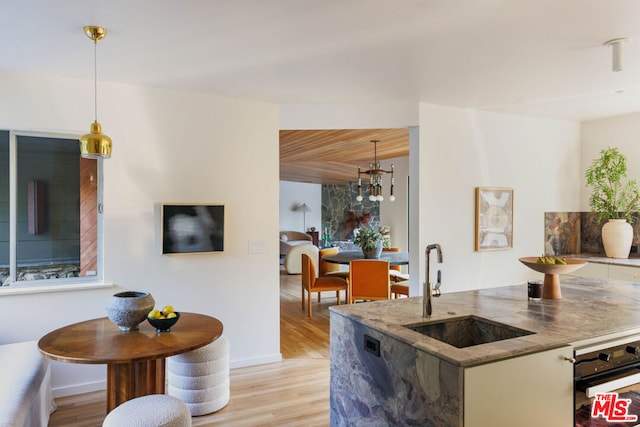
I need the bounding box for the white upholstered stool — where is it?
[168,335,230,416]
[102,394,191,427]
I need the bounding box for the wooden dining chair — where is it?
[390,281,409,299]
[319,247,350,280]
[382,247,410,283]
[383,247,409,298]
[301,253,348,317]
[348,259,390,304]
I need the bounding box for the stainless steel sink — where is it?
[404,315,534,348]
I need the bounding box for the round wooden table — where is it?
[38,312,223,413]
[322,250,409,266]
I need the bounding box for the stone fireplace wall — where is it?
[321,183,379,242]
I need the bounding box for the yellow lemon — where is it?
[148,309,161,319]
[161,305,174,316]
[167,312,177,319]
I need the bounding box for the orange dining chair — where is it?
[383,247,410,282]
[390,281,409,299]
[319,247,350,280]
[348,259,390,304]
[301,253,348,317]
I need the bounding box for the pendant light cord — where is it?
[93,39,98,122]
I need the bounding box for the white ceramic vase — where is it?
[602,219,633,259]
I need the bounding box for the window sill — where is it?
[0,281,114,296]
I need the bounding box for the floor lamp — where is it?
[295,203,312,232]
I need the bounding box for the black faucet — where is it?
[424,243,443,317]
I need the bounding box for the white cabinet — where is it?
[562,262,609,279]
[464,346,574,427]
[608,265,640,282]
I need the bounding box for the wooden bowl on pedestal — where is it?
[519,257,587,299]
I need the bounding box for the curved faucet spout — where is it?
[426,243,443,263]
[424,243,443,317]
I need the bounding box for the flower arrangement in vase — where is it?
[353,225,391,259]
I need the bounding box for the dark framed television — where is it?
[161,204,224,254]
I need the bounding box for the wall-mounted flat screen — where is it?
[161,204,224,254]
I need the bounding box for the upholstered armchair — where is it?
[284,244,318,275]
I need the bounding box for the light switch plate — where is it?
[248,240,267,254]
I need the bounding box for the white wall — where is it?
[280,102,419,130]
[412,104,582,296]
[581,112,640,210]
[380,155,409,253]
[279,181,322,232]
[0,71,281,396]
[281,103,583,296]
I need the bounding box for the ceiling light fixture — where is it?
[79,26,112,159]
[356,140,395,203]
[604,37,630,72]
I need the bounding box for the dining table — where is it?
[322,250,409,266]
[38,312,223,413]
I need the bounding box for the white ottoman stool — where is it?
[102,394,191,427]
[168,336,230,416]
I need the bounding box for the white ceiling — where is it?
[2,0,640,121]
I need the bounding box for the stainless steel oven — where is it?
[574,334,640,426]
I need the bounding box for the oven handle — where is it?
[584,372,640,398]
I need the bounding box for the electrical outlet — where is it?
[364,334,380,357]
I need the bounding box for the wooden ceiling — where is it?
[279,128,410,185]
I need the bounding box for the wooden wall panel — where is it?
[27,180,45,234]
[80,159,98,277]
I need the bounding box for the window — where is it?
[0,130,102,290]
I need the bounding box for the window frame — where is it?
[0,129,105,294]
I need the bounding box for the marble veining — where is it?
[331,277,640,367]
[330,312,462,426]
[572,254,640,267]
[330,277,640,426]
[545,211,640,256]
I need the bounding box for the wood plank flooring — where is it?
[48,269,337,426]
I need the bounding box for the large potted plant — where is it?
[353,226,384,259]
[585,147,640,258]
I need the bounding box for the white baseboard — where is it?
[52,353,283,398]
[53,380,106,398]
[229,352,282,369]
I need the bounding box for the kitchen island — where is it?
[329,276,640,426]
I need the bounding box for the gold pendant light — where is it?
[79,26,112,159]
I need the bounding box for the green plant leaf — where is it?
[585,147,640,223]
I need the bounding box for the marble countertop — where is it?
[571,253,640,267]
[330,277,640,367]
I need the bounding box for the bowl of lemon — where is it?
[147,305,180,332]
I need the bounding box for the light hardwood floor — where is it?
[48,269,339,427]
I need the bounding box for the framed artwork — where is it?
[475,187,513,251]
[161,204,224,254]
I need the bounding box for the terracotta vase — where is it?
[602,219,633,259]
